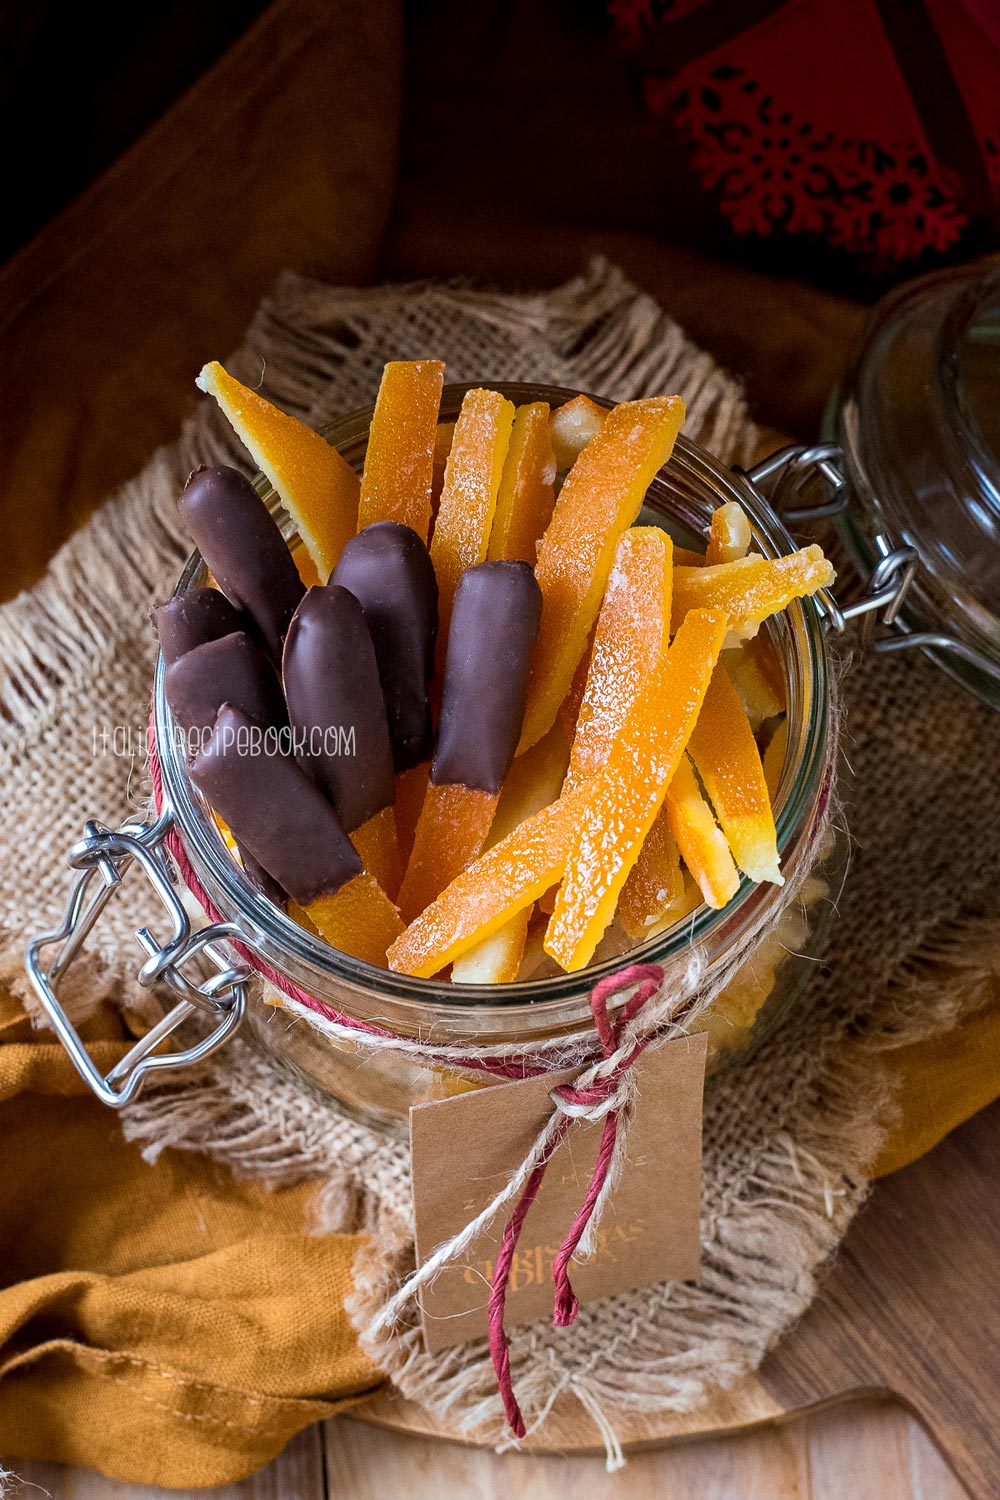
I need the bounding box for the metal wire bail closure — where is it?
[24,808,251,1107]
[740,444,925,656]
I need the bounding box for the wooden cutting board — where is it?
[356,1099,1000,1500]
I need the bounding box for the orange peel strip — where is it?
[556,633,593,745]
[565,527,672,792]
[688,660,782,885]
[706,501,752,565]
[545,606,728,972]
[664,753,740,910]
[487,403,557,564]
[397,781,498,922]
[673,545,707,567]
[762,718,788,802]
[429,388,515,652]
[431,421,456,511]
[304,873,404,966]
[617,807,685,941]
[387,793,583,978]
[549,394,607,471]
[450,908,531,984]
[197,361,359,579]
[358,360,445,542]
[394,762,431,868]
[490,723,569,847]
[726,632,785,729]
[672,546,834,639]
[519,395,686,753]
[351,804,403,901]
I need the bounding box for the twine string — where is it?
[488,964,665,1436]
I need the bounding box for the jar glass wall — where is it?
[155,386,842,1133]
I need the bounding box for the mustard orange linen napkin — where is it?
[0,979,384,1487]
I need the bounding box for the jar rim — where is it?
[155,382,831,1017]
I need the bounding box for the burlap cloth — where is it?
[4,261,1000,1458]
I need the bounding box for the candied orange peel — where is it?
[397,781,499,922]
[617,806,685,940]
[688,659,782,885]
[351,804,403,901]
[303,873,404,966]
[549,394,608,470]
[429,388,515,651]
[197,361,359,579]
[672,546,834,639]
[451,909,531,984]
[387,793,584,978]
[726,632,785,729]
[706,501,752,565]
[663,753,740,910]
[358,361,445,542]
[488,402,557,564]
[565,527,672,792]
[519,395,686,752]
[545,606,728,972]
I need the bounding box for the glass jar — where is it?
[29,384,859,1131]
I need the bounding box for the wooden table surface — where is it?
[13,1099,994,1500]
[11,1399,968,1499]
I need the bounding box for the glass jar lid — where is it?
[832,263,1000,706]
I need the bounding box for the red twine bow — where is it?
[487,962,665,1438]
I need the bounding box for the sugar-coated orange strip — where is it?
[387,793,584,977]
[617,807,685,941]
[726,633,785,729]
[688,659,782,885]
[431,421,455,509]
[287,900,320,936]
[706,501,752,565]
[294,547,322,588]
[351,804,403,901]
[304,873,404,966]
[664,753,740,910]
[672,546,834,639]
[519,395,686,752]
[397,781,498,922]
[556,634,593,744]
[358,361,445,542]
[762,718,788,802]
[549,394,607,470]
[545,607,728,972]
[197,361,359,579]
[673,545,707,567]
[489,723,569,847]
[488,403,557,564]
[450,908,531,984]
[394,762,431,868]
[565,527,672,792]
[429,388,515,652]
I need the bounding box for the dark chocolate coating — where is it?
[178,465,304,663]
[190,704,362,906]
[283,586,394,832]
[152,588,248,666]
[240,848,288,910]
[164,631,286,746]
[332,521,438,772]
[432,561,542,794]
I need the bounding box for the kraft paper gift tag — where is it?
[410,1032,707,1352]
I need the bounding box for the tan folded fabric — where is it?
[0,979,383,1486]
